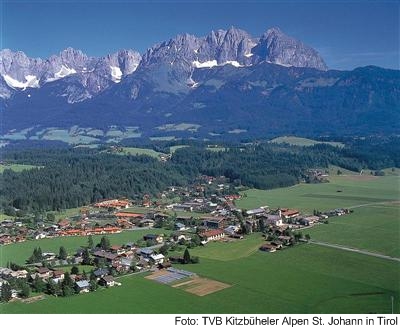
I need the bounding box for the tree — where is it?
[190,234,201,247]
[183,248,191,264]
[159,244,169,256]
[100,236,110,250]
[62,285,74,297]
[88,235,94,249]
[89,279,98,292]
[294,232,303,242]
[130,259,137,272]
[89,271,96,281]
[46,280,57,295]
[258,218,265,232]
[20,282,31,298]
[240,221,249,235]
[0,283,12,302]
[62,272,74,289]
[27,247,43,264]
[46,212,55,222]
[82,248,91,265]
[32,275,45,293]
[58,246,68,260]
[71,266,79,275]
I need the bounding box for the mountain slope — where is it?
[0,27,398,141]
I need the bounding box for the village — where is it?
[0,174,351,302]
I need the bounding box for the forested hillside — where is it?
[1,137,398,212]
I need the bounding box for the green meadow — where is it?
[120,147,165,159]
[309,204,400,257]
[0,228,168,267]
[237,175,399,213]
[1,244,399,314]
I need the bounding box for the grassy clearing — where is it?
[149,136,176,141]
[170,145,189,153]
[120,147,165,159]
[0,214,13,222]
[119,206,155,214]
[1,244,398,313]
[55,265,95,273]
[270,136,344,148]
[189,233,265,261]
[0,228,168,267]
[0,164,40,173]
[48,207,83,221]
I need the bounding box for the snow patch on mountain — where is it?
[224,61,242,67]
[55,65,77,79]
[192,60,218,68]
[46,65,77,82]
[3,74,39,89]
[110,66,123,82]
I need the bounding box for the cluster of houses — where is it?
[0,172,351,249]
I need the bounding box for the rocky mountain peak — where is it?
[252,28,328,70]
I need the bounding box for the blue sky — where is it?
[1,0,398,70]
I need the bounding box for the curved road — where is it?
[310,240,400,263]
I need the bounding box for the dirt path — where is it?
[310,240,400,262]
[347,200,400,209]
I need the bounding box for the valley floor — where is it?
[1,174,399,314]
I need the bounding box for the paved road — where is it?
[310,240,400,263]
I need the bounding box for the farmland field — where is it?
[0,228,168,267]
[1,244,399,313]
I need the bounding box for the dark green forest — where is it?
[0,137,398,212]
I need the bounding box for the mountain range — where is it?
[1,27,398,143]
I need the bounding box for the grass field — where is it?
[55,264,94,273]
[1,244,398,313]
[0,164,40,173]
[189,233,265,261]
[0,228,168,267]
[48,207,83,220]
[270,136,344,148]
[237,175,399,213]
[0,213,13,222]
[309,204,400,257]
[170,145,189,153]
[120,147,165,159]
